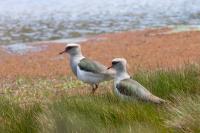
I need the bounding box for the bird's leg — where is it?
[91,84,98,94]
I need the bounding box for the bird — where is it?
[107,58,165,104]
[59,43,115,93]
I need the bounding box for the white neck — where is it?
[115,71,130,83]
[69,53,84,64]
[71,52,84,59]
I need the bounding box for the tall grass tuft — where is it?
[0,97,42,133]
[50,94,169,133]
[165,94,200,133]
[134,64,200,99]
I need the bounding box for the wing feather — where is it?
[78,58,106,74]
[116,79,151,98]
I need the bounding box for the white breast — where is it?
[69,55,84,76]
[76,66,106,85]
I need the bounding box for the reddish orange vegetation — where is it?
[1,28,200,79]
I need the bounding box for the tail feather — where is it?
[148,94,166,104]
[103,68,116,80]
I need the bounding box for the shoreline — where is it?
[1,27,200,79]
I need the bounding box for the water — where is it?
[0,0,200,45]
[2,43,45,55]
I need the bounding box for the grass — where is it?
[0,97,42,133]
[165,94,200,133]
[50,94,167,133]
[0,64,200,133]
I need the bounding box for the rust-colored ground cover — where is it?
[0,28,200,79]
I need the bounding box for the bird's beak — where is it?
[59,50,66,55]
[107,66,112,70]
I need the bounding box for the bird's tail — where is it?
[148,94,166,104]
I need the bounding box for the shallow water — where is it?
[0,0,200,45]
[1,43,45,55]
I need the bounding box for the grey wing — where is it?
[116,79,151,98]
[78,58,107,74]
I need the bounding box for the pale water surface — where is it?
[0,0,200,45]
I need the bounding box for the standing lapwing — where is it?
[59,43,115,93]
[108,58,165,104]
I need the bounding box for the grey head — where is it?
[108,58,128,74]
[59,43,82,56]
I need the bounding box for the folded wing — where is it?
[78,58,107,73]
[116,79,165,104]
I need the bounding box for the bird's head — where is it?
[108,58,127,73]
[59,43,82,56]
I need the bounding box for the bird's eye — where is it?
[112,61,119,65]
[66,46,73,51]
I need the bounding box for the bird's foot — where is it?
[91,84,98,94]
